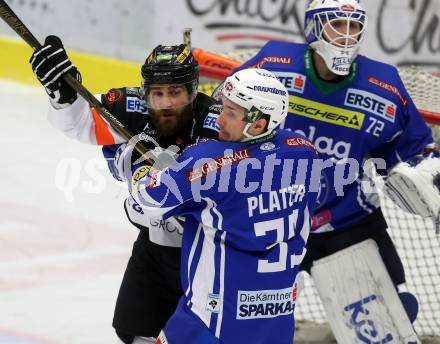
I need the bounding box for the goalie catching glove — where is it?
[385,158,440,228]
[30,35,81,108]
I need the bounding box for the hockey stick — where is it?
[0,0,150,155]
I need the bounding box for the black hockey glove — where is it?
[30,35,81,108]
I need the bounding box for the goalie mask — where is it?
[141,44,199,110]
[222,68,289,140]
[304,0,367,75]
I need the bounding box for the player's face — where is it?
[148,84,193,136]
[323,18,362,47]
[216,97,247,141]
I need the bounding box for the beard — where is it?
[149,103,194,137]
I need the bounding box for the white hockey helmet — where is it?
[304,0,367,75]
[222,68,289,140]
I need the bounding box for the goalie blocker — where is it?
[311,239,420,344]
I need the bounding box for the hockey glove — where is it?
[385,158,440,231]
[30,35,81,108]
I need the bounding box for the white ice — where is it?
[0,79,138,344]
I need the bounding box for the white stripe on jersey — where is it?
[214,208,226,338]
[185,224,203,300]
[190,199,218,327]
[299,206,310,243]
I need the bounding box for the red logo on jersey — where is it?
[284,137,317,151]
[188,148,251,181]
[294,75,305,89]
[256,56,292,68]
[292,285,298,302]
[386,105,396,117]
[311,210,332,229]
[106,89,123,104]
[367,77,408,107]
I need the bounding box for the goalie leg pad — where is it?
[311,239,420,344]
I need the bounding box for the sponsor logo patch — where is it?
[344,295,394,343]
[340,4,355,11]
[126,87,140,95]
[188,148,251,181]
[368,76,408,106]
[237,287,295,320]
[224,81,234,92]
[345,88,396,122]
[206,293,221,313]
[132,165,156,193]
[176,46,190,64]
[203,112,220,132]
[126,97,147,114]
[260,142,277,151]
[311,209,332,229]
[289,96,365,130]
[256,56,292,68]
[253,85,287,95]
[275,72,307,94]
[294,125,352,159]
[284,137,317,151]
[155,330,169,344]
[106,89,123,104]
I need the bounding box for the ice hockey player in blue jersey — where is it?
[234,0,440,341]
[114,68,320,343]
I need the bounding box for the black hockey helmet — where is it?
[141,44,199,108]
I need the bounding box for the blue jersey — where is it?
[130,130,319,343]
[236,41,436,233]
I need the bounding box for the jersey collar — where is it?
[304,48,357,94]
[245,130,278,145]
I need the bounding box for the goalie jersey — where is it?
[236,41,437,233]
[128,131,319,343]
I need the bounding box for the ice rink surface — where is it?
[0,79,138,344]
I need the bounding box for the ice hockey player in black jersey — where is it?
[30,36,220,343]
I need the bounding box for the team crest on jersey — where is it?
[126,97,148,114]
[206,293,221,313]
[294,125,352,159]
[236,287,296,320]
[260,142,277,151]
[345,88,397,123]
[203,112,220,132]
[275,72,307,94]
[106,89,123,104]
[289,96,365,130]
